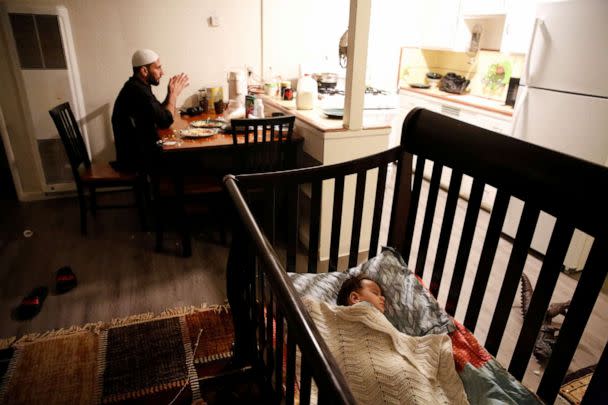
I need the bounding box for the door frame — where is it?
[0,2,88,195]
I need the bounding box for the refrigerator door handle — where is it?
[511,86,528,138]
[522,18,544,85]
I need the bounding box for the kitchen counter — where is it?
[259,95,394,132]
[399,86,514,117]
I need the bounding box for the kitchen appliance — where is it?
[505,0,608,270]
[227,69,247,105]
[319,86,399,110]
[313,72,338,91]
[439,73,470,94]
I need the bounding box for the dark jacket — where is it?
[111,76,173,171]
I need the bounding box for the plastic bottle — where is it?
[296,74,317,110]
[253,98,265,118]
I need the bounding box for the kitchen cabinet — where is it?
[397,90,513,209]
[500,0,537,54]
[461,0,505,16]
[419,0,461,50]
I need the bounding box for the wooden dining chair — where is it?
[49,102,147,235]
[230,115,296,244]
[230,115,296,174]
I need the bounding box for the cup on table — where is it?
[214,100,225,114]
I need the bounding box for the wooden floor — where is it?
[0,191,229,340]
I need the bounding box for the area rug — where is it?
[559,364,596,404]
[0,305,234,405]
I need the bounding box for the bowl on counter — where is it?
[425,72,442,88]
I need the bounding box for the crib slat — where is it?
[369,164,388,259]
[415,162,443,278]
[349,171,367,268]
[258,269,267,356]
[308,180,322,273]
[266,293,275,377]
[329,176,345,272]
[581,342,608,404]
[463,190,509,332]
[275,310,285,400]
[445,179,484,316]
[285,337,296,405]
[485,203,540,356]
[286,183,298,272]
[429,170,462,297]
[299,362,312,405]
[537,238,608,404]
[509,220,573,380]
[389,156,425,263]
[263,185,276,245]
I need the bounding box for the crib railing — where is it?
[224,174,356,404]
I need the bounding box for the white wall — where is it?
[262,0,349,82]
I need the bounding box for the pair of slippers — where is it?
[15,267,77,321]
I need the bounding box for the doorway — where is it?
[1,4,87,195]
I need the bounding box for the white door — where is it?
[523,0,608,97]
[1,4,87,194]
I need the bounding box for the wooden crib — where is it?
[223,108,607,404]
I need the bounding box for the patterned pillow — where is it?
[288,246,454,336]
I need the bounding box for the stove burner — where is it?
[319,87,388,96]
[318,88,344,95]
[365,86,389,95]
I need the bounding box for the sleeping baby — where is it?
[302,274,469,405]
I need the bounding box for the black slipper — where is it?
[55,266,77,294]
[15,286,48,320]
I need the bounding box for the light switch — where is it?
[209,16,220,27]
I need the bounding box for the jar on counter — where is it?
[296,74,317,110]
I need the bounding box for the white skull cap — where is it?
[131,49,159,67]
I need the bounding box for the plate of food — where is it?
[190,119,225,129]
[177,128,217,138]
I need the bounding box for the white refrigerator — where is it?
[504,0,608,270]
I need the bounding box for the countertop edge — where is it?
[399,87,513,117]
[260,95,392,132]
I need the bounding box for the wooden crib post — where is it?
[227,212,258,366]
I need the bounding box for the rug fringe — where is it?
[0,343,22,402]
[94,330,108,404]
[4,304,231,346]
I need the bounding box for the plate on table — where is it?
[409,83,431,89]
[178,128,217,138]
[322,108,344,119]
[190,119,225,129]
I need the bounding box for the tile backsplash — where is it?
[398,47,524,103]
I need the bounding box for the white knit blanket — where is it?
[303,299,469,405]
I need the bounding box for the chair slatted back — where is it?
[49,102,90,182]
[230,115,295,174]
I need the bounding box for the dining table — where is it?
[155,111,304,257]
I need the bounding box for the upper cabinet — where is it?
[419,0,461,50]
[400,0,535,54]
[500,0,537,54]
[461,0,506,16]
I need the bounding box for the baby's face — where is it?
[351,279,385,313]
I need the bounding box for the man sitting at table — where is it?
[111,48,189,171]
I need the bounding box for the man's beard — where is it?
[146,74,160,86]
